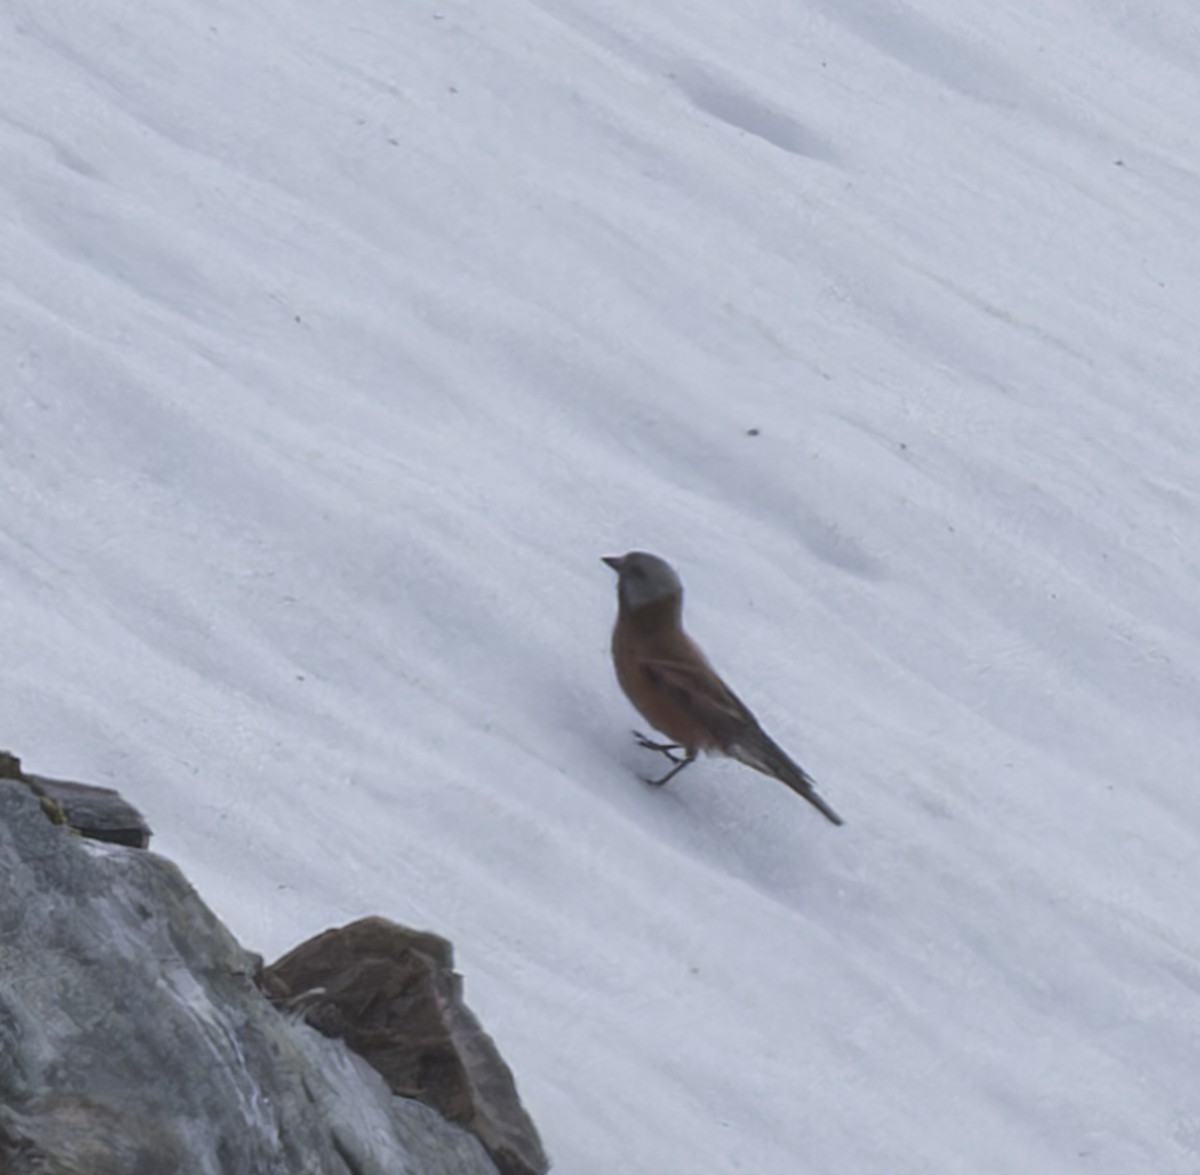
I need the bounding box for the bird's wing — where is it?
[642,655,844,826]
[638,655,757,742]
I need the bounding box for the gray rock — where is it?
[0,780,502,1175]
[0,750,151,848]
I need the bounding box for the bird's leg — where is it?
[632,730,684,762]
[642,749,697,788]
[631,730,696,786]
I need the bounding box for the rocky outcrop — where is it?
[0,770,544,1175]
[264,920,549,1175]
[0,751,151,848]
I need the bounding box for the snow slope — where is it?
[4,0,1200,1170]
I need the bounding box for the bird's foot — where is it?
[639,751,697,788]
[632,730,685,762]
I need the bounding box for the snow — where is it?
[4,0,1200,1170]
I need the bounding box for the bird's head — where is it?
[602,551,684,615]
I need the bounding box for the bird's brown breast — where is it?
[610,604,741,754]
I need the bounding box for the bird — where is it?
[602,551,843,825]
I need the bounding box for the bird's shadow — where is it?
[553,656,843,913]
[616,744,841,908]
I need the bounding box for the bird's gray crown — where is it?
[603,551,683,612]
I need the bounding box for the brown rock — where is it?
[264,917,549,1175]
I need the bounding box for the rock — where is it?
[22,774,153,848]
[0,780,504,1175]
[264,919,550,1175]
[0,748,151,848]
[0,1093,187,1175]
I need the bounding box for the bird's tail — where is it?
[731,731,844,826]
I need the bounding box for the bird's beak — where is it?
[601,555,624,573]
